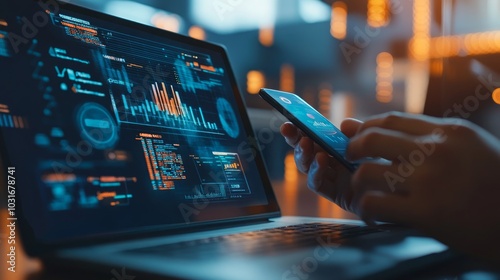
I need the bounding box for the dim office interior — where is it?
[1,0,500,279]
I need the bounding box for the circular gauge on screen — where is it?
[76,103,119,149]
[217,98,240,138]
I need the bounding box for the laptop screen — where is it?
[0,1,278,245]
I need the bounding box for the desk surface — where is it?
[1,176,499,280]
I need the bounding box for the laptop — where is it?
[0,1,452,279]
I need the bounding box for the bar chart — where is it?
[0,104,27,129]
[112,82,223,135]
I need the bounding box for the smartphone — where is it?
[259,88,358,172]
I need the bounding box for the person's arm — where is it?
[281,112,500,262]
[348,112,500,262]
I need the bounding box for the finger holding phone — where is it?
[272,90,500,262]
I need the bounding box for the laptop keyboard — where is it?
[128,223,383,258]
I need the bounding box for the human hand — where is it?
[348,112,500,261]
[280,118,364,213]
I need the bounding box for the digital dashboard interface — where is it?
[0,1,275,243]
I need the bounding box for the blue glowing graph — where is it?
[93,50,133,93]
[111,82,224,136]
[174,57,223,94]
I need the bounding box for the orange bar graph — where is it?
[162,82,174,115]
[61,21,76,28]
[156,83,166,112]
[200,65,216,72]
[43,173,77,182]
[170,85,179,116]
[149,82,190,118]
[97,191,117,201]
[151,84,162,111]
[224,163,239,169]
[170,99,177,116]
[75,25,98,35]
[175,91,185,115]
[0,104,10,113]
[160,86,169,113]
[171,85,183,116]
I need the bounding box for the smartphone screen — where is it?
[259,88,357,172]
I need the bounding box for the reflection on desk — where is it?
[272,175,358,219]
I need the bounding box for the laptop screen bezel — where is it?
[1,0,281,256]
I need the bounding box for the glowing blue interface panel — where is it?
[0,2,271,242]
[266,90,349,157]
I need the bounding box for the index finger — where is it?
[358,112,443,136]
[340,118,364,138]
[280,122,303,148]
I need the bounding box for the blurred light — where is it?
[284,152,298,182]
[151,12,182,33]
[105,1,183,32]
[318,197,331,217]
[330,2,347,40]
[410,0,430,61]
[493,88,500,105]
[423,31,500,59]
[280,64,295,92]
[105,1,156,22]
[376,52,393,103]
[0,20,7,27]
[367,0,390,28]
[259,25,274,47]
[430,36,460,58]
[188,26,206,40]
[430,59,443,76]
[331,92,354,127]
[191,0,328,34]
[247,71,266,94]
[191,0,277,34]
[405,61,429,114]
[461,31,500,56]
[318,84,332,116]
[299,0,331,23]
